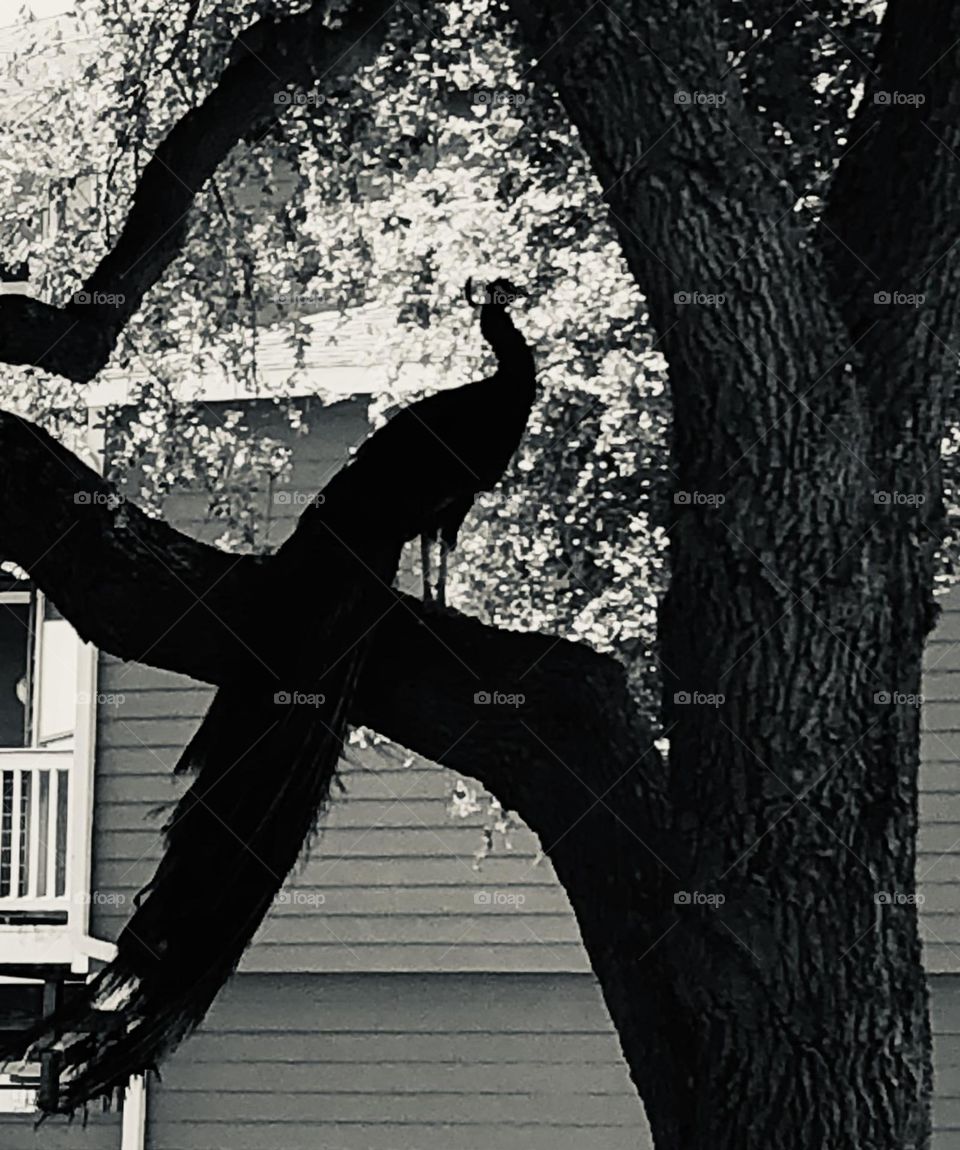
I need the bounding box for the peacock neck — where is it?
[480,305,535,381]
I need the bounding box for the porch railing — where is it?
[0,750,72,916]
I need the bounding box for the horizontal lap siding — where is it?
[92,398,588,973]
[922,589,960,973]
[934,975,960,1147]
[90,686,587,971]
[146,972,651,1150]
[0,1113,120,1149]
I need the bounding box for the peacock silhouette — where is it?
[0,277,537,1112]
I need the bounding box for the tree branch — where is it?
[821,0,960,425]
[0,410,666,846]
[0,0,396,383]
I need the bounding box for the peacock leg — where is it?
[436,537,451,607]
[420,535,433,602]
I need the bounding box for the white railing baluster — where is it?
[26,768,40,900]
[47,767,58,902]
[8,768,21,902]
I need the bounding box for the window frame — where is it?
[0,587,77,751]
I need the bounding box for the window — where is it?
[0,572,77,750]
[0,589,30,748]
[0,565,80,911]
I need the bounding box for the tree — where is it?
[0,0,955,1146]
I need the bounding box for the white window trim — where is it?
[0,1070,37,1114]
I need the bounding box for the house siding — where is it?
[0,1114,120,1149]
[90,658,587,973]
[145,972,651,1150]
[935,975,960,1147]
[921,587,960,974]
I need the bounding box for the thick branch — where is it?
[816,1,959,650]
[506,1,824,358]
[821,0,960,445]
[0,0,396,383]
[0,410,665,847]
[0,411,263,679]
[823,1,960,339]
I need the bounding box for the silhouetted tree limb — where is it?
[0,0,396,382]
[0,410,666,853]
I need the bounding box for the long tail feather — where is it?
[1,652,364,1112]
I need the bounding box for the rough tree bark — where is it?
[1,0,957,1147]
[504,1,960,1146]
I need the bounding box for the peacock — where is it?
[0,276,537,1112]
[322,276,537,605]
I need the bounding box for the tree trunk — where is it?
[504,1,955,1145]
